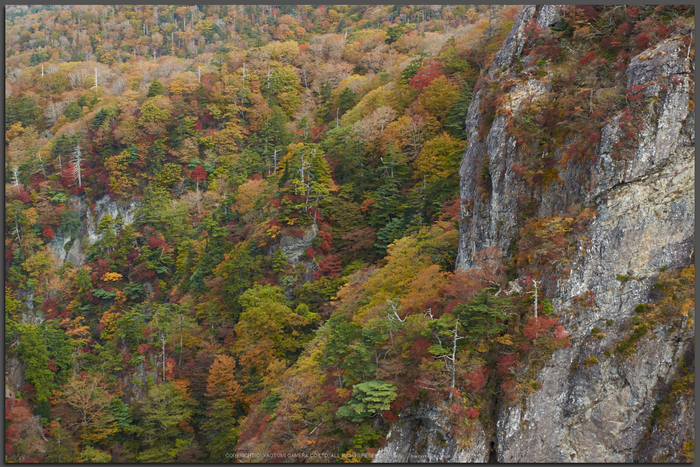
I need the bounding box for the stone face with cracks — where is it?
[277,222,319,265]
[452,5,694,463]
[46,194,140,266]
[374,405,489,463]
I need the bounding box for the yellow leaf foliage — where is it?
[101,272,122,282]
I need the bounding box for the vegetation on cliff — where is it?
[4,4,694,463]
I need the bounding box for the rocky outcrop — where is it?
[47,194,139,266]
[374,406,489,463]
[277,222,319,265]
[496,315,693,462]
[453,5,694,463]
[48,233,71,266]
[638,392,695,462]
[5,356,27,395]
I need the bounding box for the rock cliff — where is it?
[47,194,139,267]
[373,406,489,463]
[379,4,694,463]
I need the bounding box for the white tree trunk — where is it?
[71,143,82,187]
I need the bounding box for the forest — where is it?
[4,4,695,463]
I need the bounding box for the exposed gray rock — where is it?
[535,4,561,28]
[496,322,693,462]
[626,38,692,89]
[47,194,140,266]
[488,5,536,76]
[5,357,27,394]
[65,236,85,266]
[454,7,694,463]
[278,222,319,265]
[48,232,71,265]
[374,406,489,463]
[638,391,695,463]
[456,77,551,270]
[86,194,139,246]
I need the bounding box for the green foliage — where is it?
[85,213,117,262]
[271,248,288,274]
[146,79,166,98]
[201,400,240,463]
[45,422,78,463]
[42,320,75,384]
[583,356,599,366]
[63,101,83,121]
[80,446,112,463]
[616,274,635,284]
[139,96,171,124]
[336,380,397,422]
[336,87,357,115]
[213,243,267,320]
[154,163,183,189]
[5,95,44,129]
[110,397,133,431]
[444,83,473,140]
[135,382,196,462]
[92,288,117,300]
[385,24,405,44]
[115,307,146,349]
[400,58,424,84]
[16,323,55,402]
[278,143,332,226]
[260,392,282,413]
[349,422,384,453]
[75,267,93,291]
[374,217,407,255]
[542,299,554,315]
[235,284,314,360]
[454,287,511,344]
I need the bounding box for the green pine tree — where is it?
[146,79,166,98]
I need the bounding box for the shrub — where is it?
[583,356,599,366]
[336,381,398,422]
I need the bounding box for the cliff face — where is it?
[378,4,694,463]
[373,406,489,463]
[48,194,139,267]
[457,4,694,463]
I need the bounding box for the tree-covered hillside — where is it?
[4,4,694,463]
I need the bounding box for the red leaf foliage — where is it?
[409,337,432,361]
[578,51,597,66]
[464,367,488,392]
[497,353,520,376]
[42,225,56,239]
[466,407,481,419]
[409,61,443,89]
[523,316,559,339]
[312,254,342,280]
[190,166,208,181]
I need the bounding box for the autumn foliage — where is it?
[4,3,690,463]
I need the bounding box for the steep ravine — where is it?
[376,5,694,463]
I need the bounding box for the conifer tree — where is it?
[146,78,166,98]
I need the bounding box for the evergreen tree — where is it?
[336,87,356,114]
[135,382,196,462]
[63,101,83,121]
[16,323,55,402]
[200,400,240,462]
[445,82,473,140]
[146,79,166,98]
[454,287,512,343]
[336,380,398,422]
[316,81,334,123]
